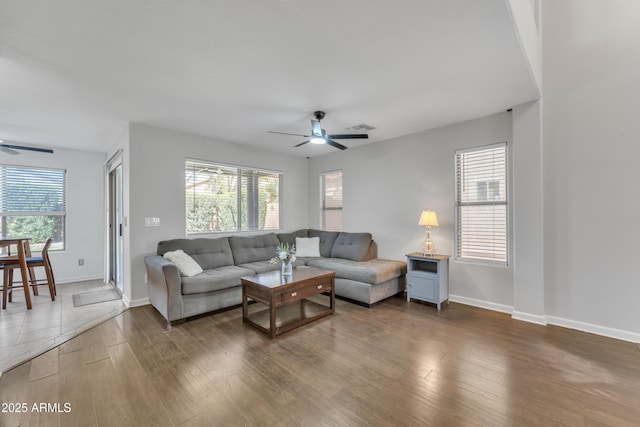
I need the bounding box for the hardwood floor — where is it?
[1,295,639,426]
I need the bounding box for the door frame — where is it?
[105,150,124,293]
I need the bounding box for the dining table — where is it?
[0,237,33,309]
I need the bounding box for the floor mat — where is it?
[72,288,122,307]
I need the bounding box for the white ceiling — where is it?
[0,0,539,157]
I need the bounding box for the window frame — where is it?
[185,159,283,235]
[454,142,509,266]
[320,170,343,232]
[0,164,66,252]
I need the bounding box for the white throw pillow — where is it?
[295,237,321,257]
[163,249,203,277]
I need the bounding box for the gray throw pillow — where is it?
[308,229,340,258]
[330,232,372,261]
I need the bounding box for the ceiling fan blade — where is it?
[294,140,310,147]
[0,143,54,154]
[326,139,348,150]
[0,146,19,155]
[327,134,369,139]
[268,131,310,137]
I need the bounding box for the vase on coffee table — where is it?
[281,261,293,277]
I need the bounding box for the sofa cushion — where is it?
[239,258,306,274]
[277,229,309,246]
[163,249,203,277]
[237,261,279,274]
[181,266,255,295]
[308,229,340,258]
[331,232,372,261]
[157,238,234,270]
[306,258,407,285]
[229,233,280,265]
[295,237,321,257]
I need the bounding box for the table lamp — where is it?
[418,210,439,256]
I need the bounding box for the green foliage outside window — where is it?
[3,216,65,251]
[1,165,66,251]
[186,160,281,234]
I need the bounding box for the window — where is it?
[0,165,66,252]
[455,143,508,265]
[185,159,282,233]
[321,171,342,231]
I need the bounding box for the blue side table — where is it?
[406,252,450,309]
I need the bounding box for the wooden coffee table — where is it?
[241,266,335,338]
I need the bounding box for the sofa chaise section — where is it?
[305,232,406,306]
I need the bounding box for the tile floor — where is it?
[0,279,127,374]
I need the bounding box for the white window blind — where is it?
[0,165,66,251]
[185,159,282,233]
[321,171,342,231]
[455,143,508,265]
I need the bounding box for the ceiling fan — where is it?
[0,141,54,155]
[268,111,369,150]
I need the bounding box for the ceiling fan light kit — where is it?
[310,119,325,144]
[268,110,369,151]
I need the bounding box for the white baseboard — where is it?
[546,315,640,344]
[14,274,103,285]
[512,310,547,325]
[122,294,150,308]
[449,294,639,343]
[449,294,513,314]
[56,274,104,284]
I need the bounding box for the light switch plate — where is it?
[145,217,160,227]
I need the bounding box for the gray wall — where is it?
[127,123,309,301]
[307,112,516,309]
[541,0,640,337]
[512,100,545,323]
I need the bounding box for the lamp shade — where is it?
[418,210,439,227]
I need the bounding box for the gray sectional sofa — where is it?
[144,229,406,324]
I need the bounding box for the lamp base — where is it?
[421,227,436,256]
[421,239,436,257]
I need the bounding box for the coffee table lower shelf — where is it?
[244,298,331,337]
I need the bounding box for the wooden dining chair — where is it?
[2,238,56,309]
[1,238,34,309]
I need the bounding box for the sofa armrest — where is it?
[144,255,184,323]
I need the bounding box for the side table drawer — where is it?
[409,273,437,301]
[281,282,332,303]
